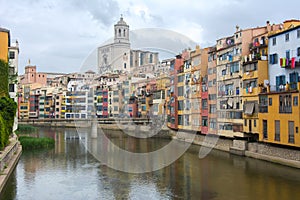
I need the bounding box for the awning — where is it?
[244,103,255,115]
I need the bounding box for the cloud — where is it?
[1,0,300,74]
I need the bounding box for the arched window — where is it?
[123,29,126,37]
[118,29,121,37]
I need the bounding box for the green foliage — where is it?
[0,59,9,97]
[18,136,55,150]
[16,124,37,134]
[0,114,8,149]
[0,96,17,149]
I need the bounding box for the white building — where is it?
[98,16,130,74]
[8,40,19,103]
[8,40,19,131]
[268,20,300,91]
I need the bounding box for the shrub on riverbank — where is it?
[0,97,17,150]
[18,136,55,150]
[16,124,37,134]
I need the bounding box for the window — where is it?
[269,98,272,106]
[209,94,216,100]
[244,119,247,126]
[244,63,257,72]
[178,75,184,82]
[213,79,216,85]
[263,120,268,139]
[178,100,184,111]
[209,105,216,113]
[202,99,208,109]
[272,37,276,46]
[275,75,286,91]
[114,106,118,111]
[178,115,183,125]
[298,29,300,38]
[124,63,126,69]
[254,120,256,127]
[293,96,298,106]
[9,84,14,92]
[230,62,239,73]
[178,86,184,96]
[222,69,226,76]
[236,87,240,95]
[184,115,189,126]
[259,95,268,113]
[202,117,208,127]
[285,33,289,42]
[209,118,217,129]
[288,121,295,143]
[269,54,278,64]
[286,50,290,60]
[290,72,299,90]
[9,51,15,59]
[275,120,280,141]
[279,94,292,113]
[297,47,300,56]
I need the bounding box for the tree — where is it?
[0,59,9,97]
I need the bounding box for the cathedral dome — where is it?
[116,15,128,26]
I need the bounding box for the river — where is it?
[1,127,300,200]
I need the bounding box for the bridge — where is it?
[18,118,154,128]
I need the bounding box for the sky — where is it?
[0,0,299,74]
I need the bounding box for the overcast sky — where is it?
[0,0,299,74]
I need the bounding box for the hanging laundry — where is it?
[282,58,286,67]
[291,57,296,69]
[286,58,289,66]
[249,86,252,93]
[280,58,283,67]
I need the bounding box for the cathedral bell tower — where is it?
[114,15,130,44]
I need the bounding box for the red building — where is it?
[128,96,138,117]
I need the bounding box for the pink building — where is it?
[19,65,47,86]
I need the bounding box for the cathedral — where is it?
[97,16,131,74]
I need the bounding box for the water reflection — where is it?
[1,127,300,200]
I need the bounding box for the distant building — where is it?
[258,20,300,147]
[267,20,300,90]
[0,27,10,63]
[8,40,19,103]
[19,64,48,86]
[98,16,130,74]
[207,46,217,135]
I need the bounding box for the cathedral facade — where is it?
[98,16,131,74]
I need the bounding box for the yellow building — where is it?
[242,59,268,138]
[190,46,202,132]
[0,27,10,62]
[19,102,29,119]
[259,84,300,147]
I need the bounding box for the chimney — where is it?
[266,21,271,32]
[236,25,240,32]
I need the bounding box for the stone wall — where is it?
[248,142,300,161]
